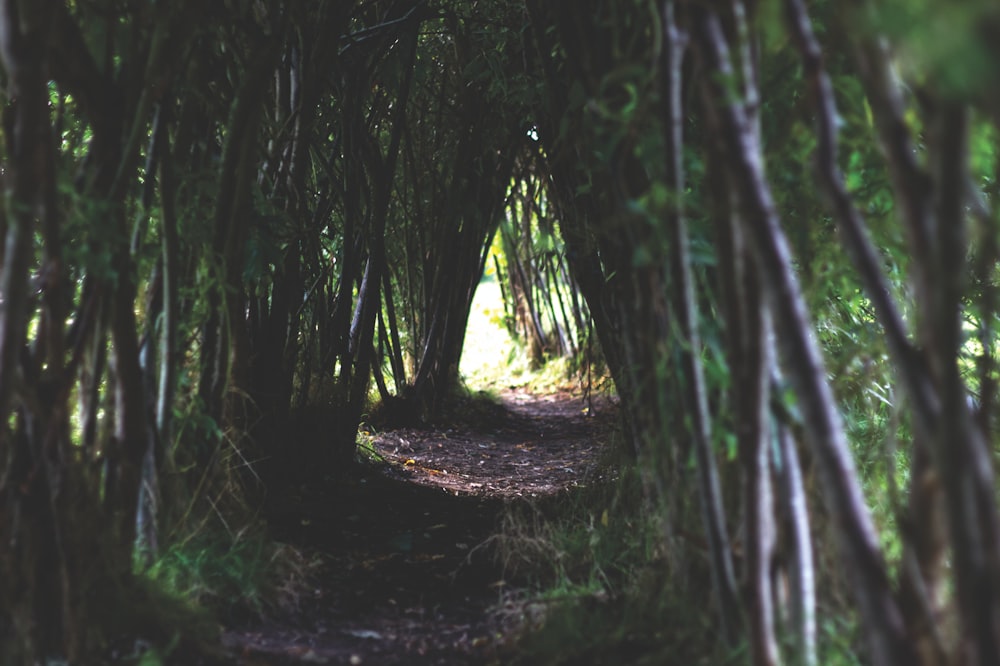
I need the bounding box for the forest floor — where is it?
[219,387,618,665]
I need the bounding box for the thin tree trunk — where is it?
[774,410,817,666]
[847,24,935,320]
[781,6,954,660]
[157,102,179,443]
[341,26,417,448]
[930,103,1000,666]
[547,254,577,358]
[381,268,407,393]
[0,3,68,662]
[784,0,936,434]
[0,0,49,435]
[662,0,741,645]
[199,43,275,444]
[692,6,914,663]
[108,204,151,565]
[743,308,777,666]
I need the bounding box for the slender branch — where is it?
[775,410,817,666]
[692,6,914,664]
[662,0,742,645]
[0,0,54,435]
[783,0,938,441]
[155,102,179,441]
[931,103,1000,665]
[846,16,936,328]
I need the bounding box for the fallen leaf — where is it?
[346,629,384,640]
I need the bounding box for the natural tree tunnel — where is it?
[2,1,1000,665]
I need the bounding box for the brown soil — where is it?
[219,388,617,666]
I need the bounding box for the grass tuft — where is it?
[490,456,740,666]
[145,526,320,621]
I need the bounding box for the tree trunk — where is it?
[662,0,741,645]
[774,411,817,666]
[692,6,914,663]
[0,3,99,661]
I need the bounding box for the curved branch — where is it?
[692,6,914,664]
[783,0,938,441]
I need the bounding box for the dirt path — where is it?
[220,389,615,665]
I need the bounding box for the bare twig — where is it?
[692,5,914,663]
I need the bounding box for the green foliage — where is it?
[8,0,1000,662]
[146,532,266,614]
[145,528,316,618]
[89,574,221,666]
[817,616,866,666]
[494,462,736,666]
[870,0,1000,99]
[496,463,649,589]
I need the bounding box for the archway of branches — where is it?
[4,2,1000,665]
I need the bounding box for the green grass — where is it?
[144,527,319,619]
[460,276,722,664]
[461,274,876,665]
[491,461,741,666]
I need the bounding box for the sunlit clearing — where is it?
[460,272,520,391]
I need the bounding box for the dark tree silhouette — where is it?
[3,1,1000,664]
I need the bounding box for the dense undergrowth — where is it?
[462,283,737,664]
[130,509,321,664]
[129,270,881,666]
[146,530,318,622]
[492,462,717,666]
[489,446,871,666]
[462,275,873,665]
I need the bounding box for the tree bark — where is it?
[775,414,817,666]
[662,0,741,646]
[929,103,1000,666]
[0,2,85,662]
[692,6,914,663]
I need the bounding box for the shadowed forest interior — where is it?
[2,1,1000,664]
